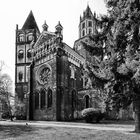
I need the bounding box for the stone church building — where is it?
[15,6,104,121]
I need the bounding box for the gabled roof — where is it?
[22,10,39,32]
[34,31,56,48]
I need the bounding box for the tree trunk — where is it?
[133,95,140,133]
[6,93,13,121]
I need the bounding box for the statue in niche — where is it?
[70,65,76,79]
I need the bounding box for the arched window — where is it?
[88,29,92,34]
[27,33,33,41]
[88,21,92,27]
[19,34,25,42]
[27,49,32,59]
[82,22,85,29]
[18,71,23,82]
[41,89,46,108]
[85,95,90,108]
[47,89,52,108]
[82,30,85,37]
[35,92,39,109]
[72,90,77,110]
[18,50,24,59]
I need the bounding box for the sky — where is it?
[0,0,107,92]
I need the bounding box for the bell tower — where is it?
[15,11,40,107]
[79,5,97,38]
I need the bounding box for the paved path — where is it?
[0,120,135,132]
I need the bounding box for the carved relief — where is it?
[70,65,76,79]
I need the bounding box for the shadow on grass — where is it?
[73,119,134,125]
[0,125,37,138]
[99,120,134,125]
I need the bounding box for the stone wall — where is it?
[31,55,57,120]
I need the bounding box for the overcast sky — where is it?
[0,0,107,91]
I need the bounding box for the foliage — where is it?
[81,0,140,132]
[103,0,140,108]
[82,0,140,112]
[1,111,11,119]
[14,99,26,120]
[81,108,105,123]
[0,62,14,120]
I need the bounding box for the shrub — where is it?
[15,114,26,120]
[1,112,10,119]
[81,108,105,123]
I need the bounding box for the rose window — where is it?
[39,67,51,84]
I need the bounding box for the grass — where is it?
[0,121,140,140]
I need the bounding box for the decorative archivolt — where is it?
[36,64,52,85]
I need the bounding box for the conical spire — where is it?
[85,4,93,18]
[22,10,39,32]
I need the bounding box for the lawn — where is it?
[0,121,140,140]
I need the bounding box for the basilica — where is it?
[15,5,103,121]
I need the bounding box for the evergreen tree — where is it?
[84,0,140,132]
[104,0,140,133]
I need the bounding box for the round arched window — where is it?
[18,71,23,81]
[19,34,25,42]
[41,89,46,108]
[27,49,32,58]
[27,34,33,41]
[18,50,24,59]
[88,29,92,34]
[35,92,39,109]
[48,89,52,108]
[82,30,85,37]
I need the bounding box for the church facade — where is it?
[15,6,102,121]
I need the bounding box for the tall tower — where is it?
[74,5,101,63]
[15,11,40,105]
[79,5,97,38]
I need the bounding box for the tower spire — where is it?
[22,10,39,32]
[55,21,63,42]
[78,4,97,38]
[87,1,89,7]
[42,20,48,31]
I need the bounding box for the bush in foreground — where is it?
[1,112,11,119]
[81,108,105,123]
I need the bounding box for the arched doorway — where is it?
[85,95,90,108]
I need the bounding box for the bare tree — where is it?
[0,68,14,121]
